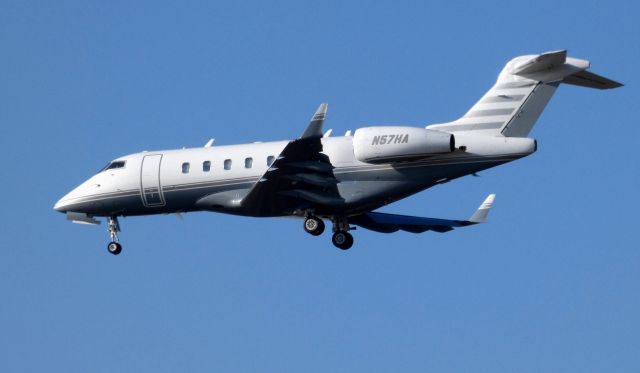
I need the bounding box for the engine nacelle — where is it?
[353,126,455,164]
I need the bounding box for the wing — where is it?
[350,194,495,233]
[241,103,344,216]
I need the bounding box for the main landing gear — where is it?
[302,215,354,250]
[331,217,354,250]
[107,216,122,255]
[303,216,325,236]
[331,230,353,250]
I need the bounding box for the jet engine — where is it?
[353,126,455,164]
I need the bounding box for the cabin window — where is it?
[245,157,253,169]
[203,161,211,172]
[267,155,275,166]
[182,162,190,174]
[224,159,232,170]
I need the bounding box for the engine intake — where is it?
[353,126,455,164]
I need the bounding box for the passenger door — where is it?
[140,154,165,207]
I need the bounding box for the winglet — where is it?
[468,194,495,223]
[300,103,328,139]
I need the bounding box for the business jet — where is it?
[54,50,621,255]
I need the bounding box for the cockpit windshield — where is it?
[100,160,126,172]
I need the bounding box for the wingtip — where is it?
[484,193,496,205]
[468,193,496,224]
[315,103,328,115]
[301,103,329,139]
[311,103,328,121]
[609,80,624,89]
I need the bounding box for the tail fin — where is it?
[427,50,622,137]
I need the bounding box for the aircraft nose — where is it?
[53,198,68,213]
[54,183,86,213]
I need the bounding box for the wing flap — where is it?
[278,189,344,206]
[282,173,339,188]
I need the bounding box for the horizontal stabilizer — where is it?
[350,194,495,234]
[562,70,623,89]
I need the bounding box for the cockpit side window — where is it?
[101,161,126,172]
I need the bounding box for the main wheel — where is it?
[107,242,122,255]
[304,216,325,236]
[332,231,353,250]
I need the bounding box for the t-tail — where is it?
[427,50,622,137]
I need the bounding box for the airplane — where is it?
[54,50,622,255]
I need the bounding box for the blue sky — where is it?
[1,1,638,371]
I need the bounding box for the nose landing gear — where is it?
[107,216,122,255]
[107,241,122,255]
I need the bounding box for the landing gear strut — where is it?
[331,217,354,250]
[303,216,325,236]
[107,216,122,255]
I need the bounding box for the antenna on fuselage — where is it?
[204,138,215,148]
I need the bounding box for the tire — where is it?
[332,231,353,250]
[304,216,325,236]
[107,242,122,255]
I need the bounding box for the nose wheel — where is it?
[107,216,122,255]
[107,241,122,255]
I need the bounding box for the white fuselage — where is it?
[54,134,536,218]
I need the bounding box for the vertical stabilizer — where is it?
[427,50,622,137]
